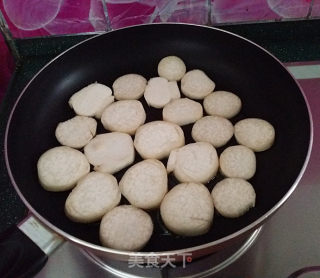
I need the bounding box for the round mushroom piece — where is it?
[192,116,234,148]
[68,83,114,119]
[203,91,242,119]
[65,172,121,223]
[101,100,146,135]
[84,132,135,174]
[167,142,219,183]
[162,98,203,126]
[160,182,214,236]
[219,145,256,180]
[37,146,90,192]
[134,121,185,160]
[181,69,215,99]
[112,74,147,100]
[100,205,153,251]
[55,116,97,149]
[211,178,256,218]
[120,159,168,209]
[144,77,180,108]
[157,56,186,81]
[234,118,275,152]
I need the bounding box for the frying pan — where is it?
[2,23,312,275]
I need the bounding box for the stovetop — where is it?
[27,62,319,278]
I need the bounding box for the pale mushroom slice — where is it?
[181,69,215,99]
[167,142,219,183]
[84,132,135,174]
[55,116,97,149]
[120,159,168,210]
[192,116,234,148]
[219,145,256,180]
[157,56,186,81]
[100,205,153,251]
[113,74,147,100]
[211,178,256,218]
[234,118,275,152]
[101,100,146,135]
[162,98,203,126]
[134,121,185,160]
[144,77,180,108]
[65,172,121,223]
[203,91,242,119]
[160,182,214,236]
[68,83,114,119]
[37,146,90,192]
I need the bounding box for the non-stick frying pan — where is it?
[3,23,312,275]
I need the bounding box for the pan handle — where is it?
[0,214,63,278]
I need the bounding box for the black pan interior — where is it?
[6,24,310,252]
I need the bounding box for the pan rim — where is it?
[4,22,314,258]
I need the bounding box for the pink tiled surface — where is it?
[0,0,106,38]
[211,0,281,23]
[105,2,155,30]
[296,77,320,185]
[211,0,313,24]
[285,61,320,185]
[106,0,209,29]
[0,0,315,39]
[311,0,320,17]
[107,0,312,28]
[0,33,14,103]
[266,0,311,18]
[106,0,313,28]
